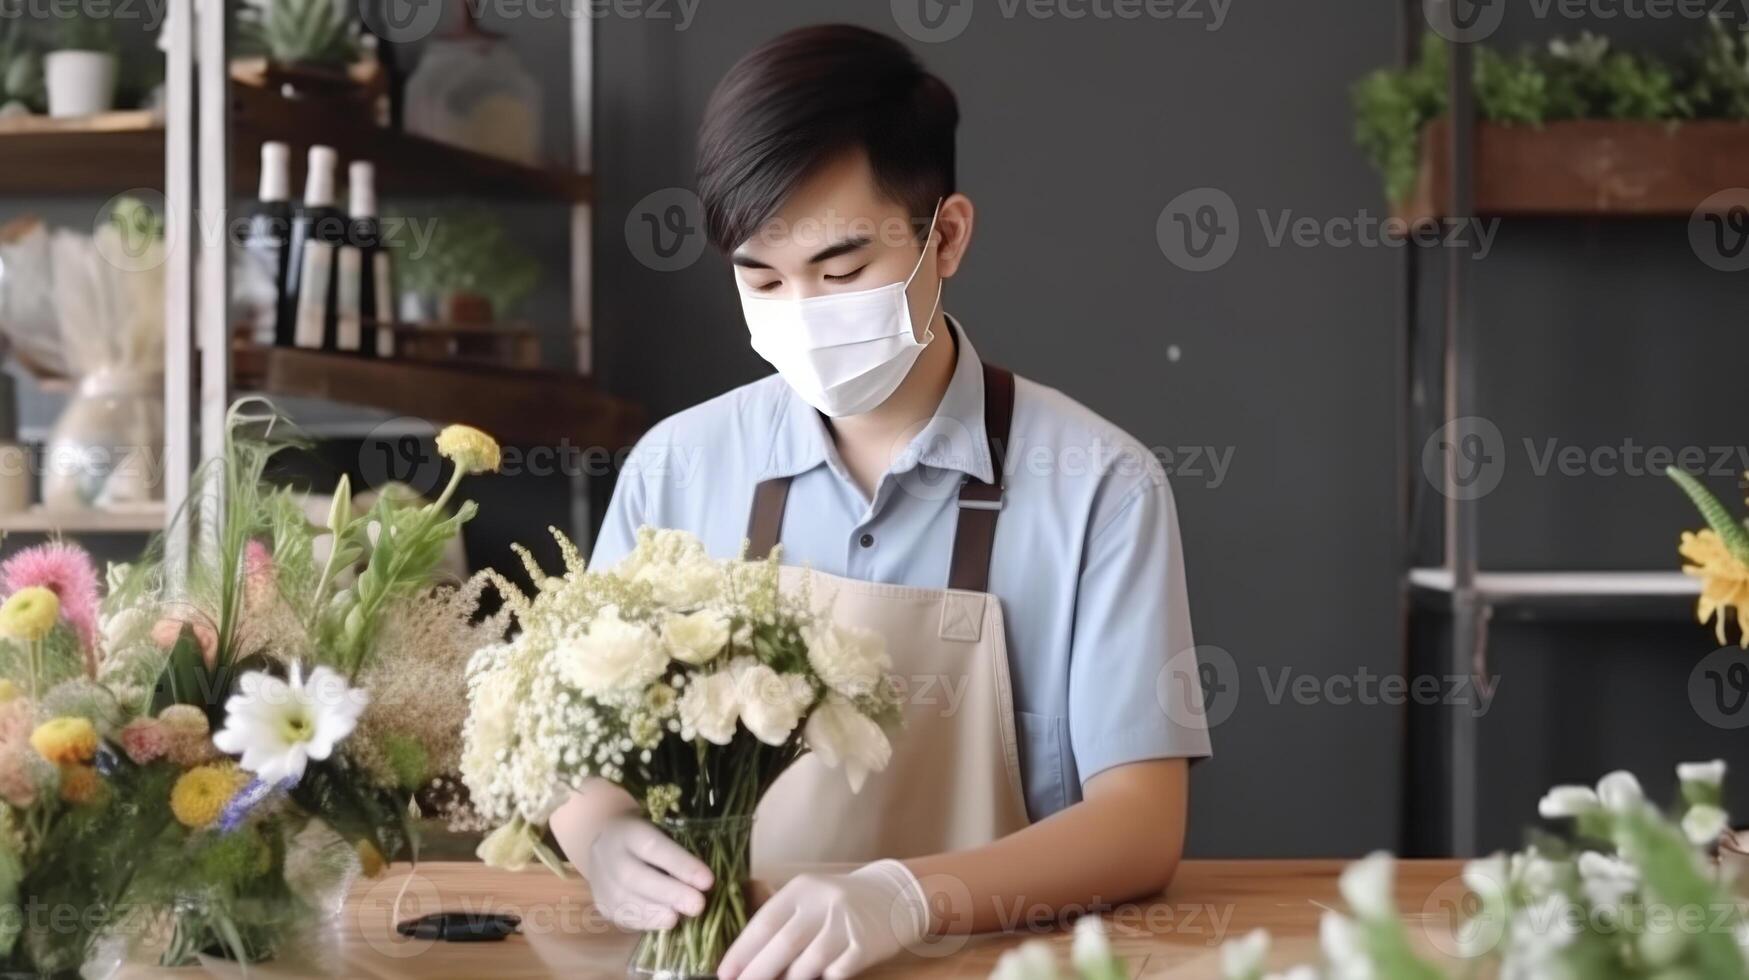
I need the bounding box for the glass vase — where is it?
[627,815,755,980]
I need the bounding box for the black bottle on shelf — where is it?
[337,161,395,358]
[288,145,345,351]
[248,142,295,347]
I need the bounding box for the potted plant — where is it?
[43,15,117,117]
[239,0,359,76]
[398,210,540,324]
[0,21,43,116]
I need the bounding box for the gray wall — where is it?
[592,2,1406,857]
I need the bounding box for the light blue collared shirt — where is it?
[591,319,1212,821]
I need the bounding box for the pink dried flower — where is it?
[243,540,276,608]
[119,718,170,764]
[1,542,100,655]
[0,746,38,807]
[152,616,218,670]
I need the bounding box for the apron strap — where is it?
[746,476,791,560]
[743,362,1017,590]
[947,363,1014,593]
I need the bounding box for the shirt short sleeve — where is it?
[588,446,649,570]
[1067,477,1213,786]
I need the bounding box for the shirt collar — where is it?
[762,315,995,486]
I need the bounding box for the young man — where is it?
[553,24,1211,980]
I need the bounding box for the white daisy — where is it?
[212,665,368,785]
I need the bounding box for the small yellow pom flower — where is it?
[0,586,60,642]
[356,839,386,878]
[436,425,501,475]
[58,764,100,805]
[29,717,98,766]
[1681,529,1749,647]
[171,764,247,829]
[0,680,20,703]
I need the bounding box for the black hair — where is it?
[696,24,959,253]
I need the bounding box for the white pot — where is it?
[44,50,117,118]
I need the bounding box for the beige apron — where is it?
[750,364,1032,868]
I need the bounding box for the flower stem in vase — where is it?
[629,814,756,980]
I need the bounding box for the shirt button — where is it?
[859,533,875,549]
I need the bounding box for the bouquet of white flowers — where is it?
[1218,762,1748,980]
[461,527,902,978]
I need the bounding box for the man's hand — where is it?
[582,815,715,931]
[716,860,929,980]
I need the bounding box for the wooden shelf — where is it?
[1397,117,1749,225]
[0,92,591,201]
[259,347,645,450]
[0,503,165,534]
[0,111,166,194]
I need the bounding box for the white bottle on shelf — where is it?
[291,146,343,351]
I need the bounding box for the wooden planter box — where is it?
[1397,117,1749,225]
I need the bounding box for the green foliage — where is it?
[0,19,42,110]
[52,13,115,54]
[1667,466,1749,566]
[379,734,428,791]
[398,211,542,319]
[1689,16,1749,118]
[239,0,359,69]
[1353,26,1748,202]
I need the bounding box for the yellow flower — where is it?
[1681,529,1749,647]
[435,425,501,475]
[58,764,100,805]
[29,717,97,766]
[356,839,386,878]
[0,680,19,703]
[0,587,59,642]
[170,764,247,829]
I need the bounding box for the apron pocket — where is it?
[1016,711,1067,821]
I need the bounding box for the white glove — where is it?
[717,860,931,980]
[580,815,714,931]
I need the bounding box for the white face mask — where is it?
[740,204,943,418]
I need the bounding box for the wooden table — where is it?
[117,859,1472,978]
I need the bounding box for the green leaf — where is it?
[1668,466,1749,566]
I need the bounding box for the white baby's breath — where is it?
[1681,803,1729,846]
[1220,928,1269,978]
[1338,851,1395,921]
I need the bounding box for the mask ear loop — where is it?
[906,200,946,344]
